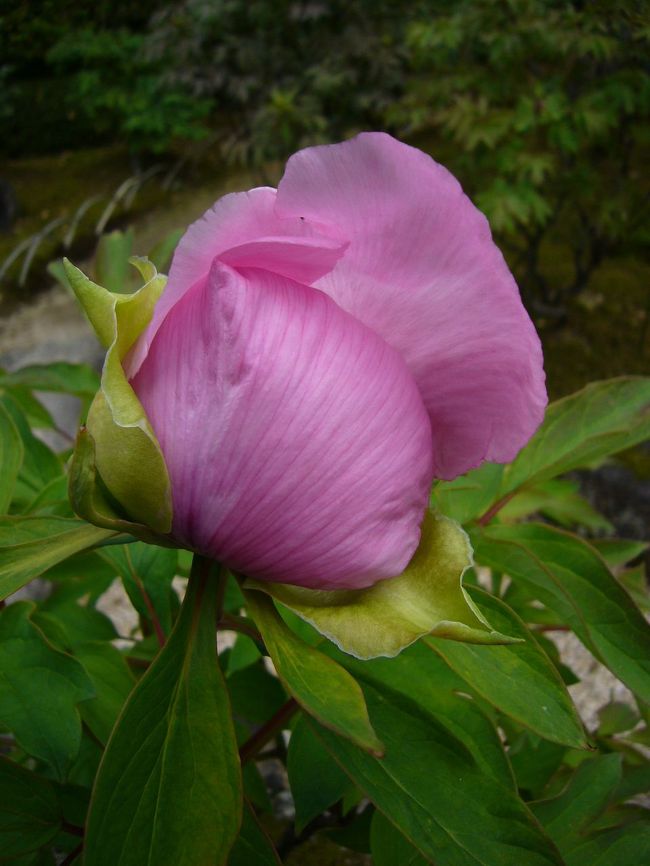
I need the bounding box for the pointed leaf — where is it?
[0,515,116,601]
[499,378,650,498]
[244,590,383,754]
[427,587,587,748]
[228,801,281,866]
[0,603,94,779]
[531,755,622,849]
[564,822,650,866]
[246,512,516,660]
[473,524,650,703]
[309,680,563,866]
[84,563,242,866]
[287,715,355,833]
[333,642,514,789]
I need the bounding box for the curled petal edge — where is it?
[244,511,520,660]
[64,258,172,533]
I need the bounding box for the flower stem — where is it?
[476,490,519,526]
[125,546,166,648]
[217,613,263,644]
[239,698,299,764]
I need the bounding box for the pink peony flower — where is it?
[126,133,546,590]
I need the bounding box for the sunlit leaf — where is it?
[474,523,650,703]
[0,515,116,601]
[498,378,650,498]
[244,589,383,754]
[428,587,587,748]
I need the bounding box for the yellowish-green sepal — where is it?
[245,511,519,660]
[68,427,176,547]
[64,258,172,533]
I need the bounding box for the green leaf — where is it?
[33,601,117,650]
[597,701,640,736]
[227,634,262,675]
[84,562,242,866]
[591,538,648,568]
[335,642,514,789]
[530,755,622,848]
[246,512,516,660]
[227,662,287,727]
[287,715,355,833]
[99,542,178,636]
[2,385,55,430]
[64,258,172,532]
[0,757,62,858]
[24,475,70,517]
[499,479,613,532]
[228,802,281,866]
[244,589,383,754]
[564,822,650,866]
[73,642,136,744]
[432,462,504,524]
[0,363,100,398]
[0,399,23,512]
[427,587,587,748]
[613,763,650,804]
[474,523,650,703]
[0,394,62,501]
[94,229,134,294]
[498,378,650,498]
[370,811,430,866]
[0,515,117,601]
[149,228,183,274]
[0,602,94,779]
[309,680,563,866]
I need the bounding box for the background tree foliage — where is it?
[1,0,649,307]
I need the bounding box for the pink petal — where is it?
[126,187,345,378]
[131,263,433,590]
[276,132,547,479]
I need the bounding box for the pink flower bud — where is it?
[127,133,546,590]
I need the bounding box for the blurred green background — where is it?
[1,0,648,397]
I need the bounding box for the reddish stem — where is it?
[239,698,299,764]
[125,547,166,648]
[476,490,519,526]
[217,614,263,643]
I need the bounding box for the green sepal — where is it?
[64,258,172,533]
[245,511,518,660]
[68,426,176,548]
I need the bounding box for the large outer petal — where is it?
[126,187,345,378]
[131,263,433,590]
[276,132,547,479]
